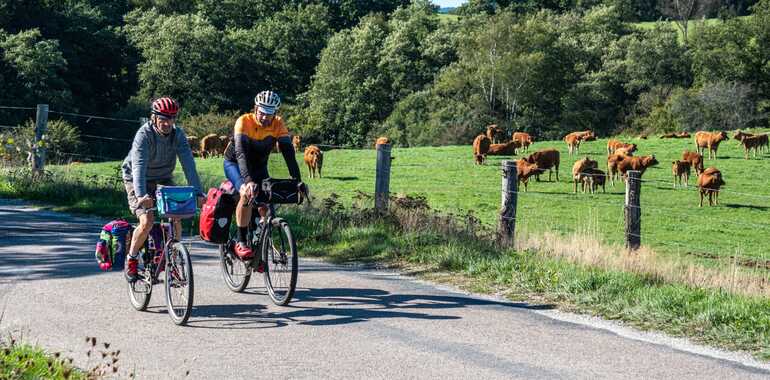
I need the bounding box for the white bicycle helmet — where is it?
[255,90,281,115]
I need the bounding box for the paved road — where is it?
[1,199,769,379]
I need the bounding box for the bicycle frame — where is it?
[133,218,179,290]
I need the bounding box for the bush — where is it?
[670,81,761,131]
[0,119,82,165]
[179,110,240,139]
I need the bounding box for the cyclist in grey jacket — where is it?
[121,97,205,282]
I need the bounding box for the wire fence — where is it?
[3,104,770,273]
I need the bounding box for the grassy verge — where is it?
[0,342,84,379]
[289,199,770,359]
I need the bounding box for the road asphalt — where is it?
[1,199,768,379]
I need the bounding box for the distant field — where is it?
[633,18,729,42]
[436,13,459,23]
[53,129,770,265]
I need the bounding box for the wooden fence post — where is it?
[31,104,49,173]
[625,170,641,250]
[375,143,392,212]
[498,160,517,244]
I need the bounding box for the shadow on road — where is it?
[0,205,219,282]
[184,287,554,330]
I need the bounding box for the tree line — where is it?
[0,0,768,151]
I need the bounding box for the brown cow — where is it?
[733,130,755,142]
[735,133,769,159]
[487,140,521,156]
[524,148,560,182]
[572,157,598,193]
[186,136,200,157]
[697,167,725,207]
[660,131,690,139]
[672,160,691,188]
[200,133,224,158]
[616,155,659,182]
[606,153,629,186]
[486,125,506,144]
[375,136,391,148]
[303,145,323,178]
[581,167,606,194]
[292,135,302,153]
[516,159,540,192]
[472,134,492,165]
[606,139,637,155]
[614,147,634,157]
[563,130,595,156]
[219,135,231,155]
[694,131,728,159]
[512,132,533,152]
[682,150,704,175]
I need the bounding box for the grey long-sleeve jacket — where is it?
[121,122,204,198]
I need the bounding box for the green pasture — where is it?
[48,129,770,264]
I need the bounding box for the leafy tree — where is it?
[255,4,333,97]
[606,24,691,98]
[124,9,230,114]
[690,18,754,87]
[194,0,282,29]
[379,0,442,101]
[0,29,70,106]
[302,15,391,146]
[0,1,136,114]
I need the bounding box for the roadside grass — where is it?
[0,159,770,360]
[286,200,770,360]
[0,342,85,379]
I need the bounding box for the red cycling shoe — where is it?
[234,242,254,259]
[124,257,139,283]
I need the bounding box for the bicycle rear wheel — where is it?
[164,241,194,325]
[261,218,298,306]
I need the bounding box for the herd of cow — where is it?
[185,133,324,179]
[472,125,769,207]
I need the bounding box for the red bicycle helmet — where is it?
[151,97,180,117]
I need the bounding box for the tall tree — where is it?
[302,15,391,146]
[124,9,230,113]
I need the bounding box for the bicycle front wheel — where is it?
[127,274,152,311]
[164,241,194,325]
[128,251,152,311]
[261,218,298,306]
[220,237,251,293]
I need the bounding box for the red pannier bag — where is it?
[199,181,237,243]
